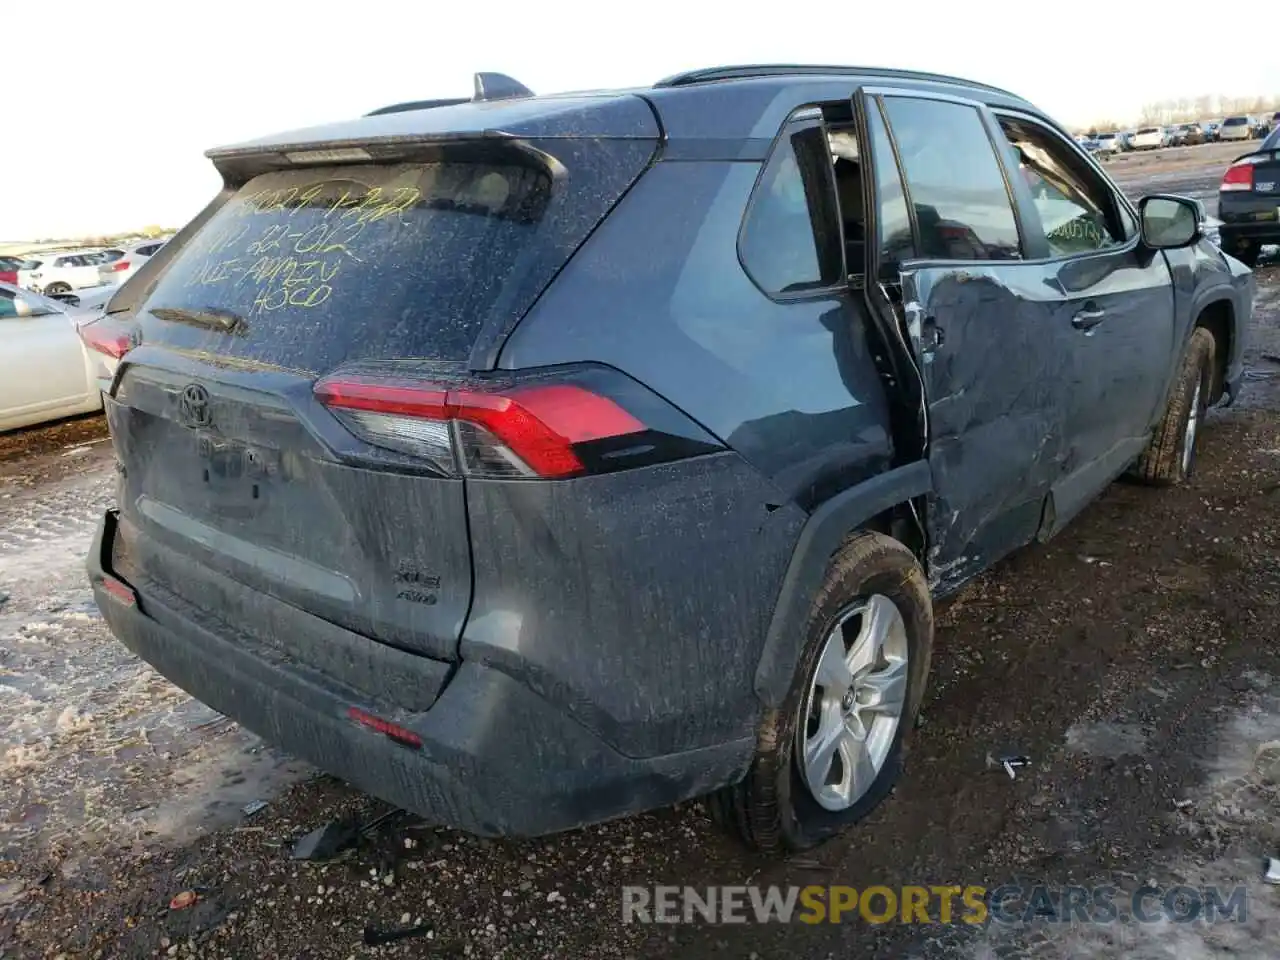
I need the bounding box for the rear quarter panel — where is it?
[493,158,899,754]
[500,159,895,506]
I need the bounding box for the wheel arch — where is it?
[753,460,933,708]
[1189,291,1235,404]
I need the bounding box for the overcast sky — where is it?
[6,0,1277,240]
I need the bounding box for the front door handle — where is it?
[1071,307,1107,332]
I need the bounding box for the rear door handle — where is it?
[1071,307,1106,332]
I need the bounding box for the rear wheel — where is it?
[1134,327,1214,485]
[1232,241,1261,267]
[44,281,72,296]
[709,531,932,855]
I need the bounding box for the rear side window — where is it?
[738,116,843,295]
[881,97,1021,261]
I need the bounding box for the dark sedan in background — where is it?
[1172,122,1207,146]
[1219,126,1280,266]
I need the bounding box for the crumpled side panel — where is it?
[903,267,1065,594]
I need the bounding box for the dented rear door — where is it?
[898,266,1067,590]
[854,88,1067,592]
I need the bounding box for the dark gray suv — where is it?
[87,66,1254,855]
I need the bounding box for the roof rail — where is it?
[364,71,536,118]
[654,64,1018,100]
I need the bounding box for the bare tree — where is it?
[1139,103,1164,125]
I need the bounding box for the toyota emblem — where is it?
[178,383,213,428]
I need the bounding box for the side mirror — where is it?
[1139,195,1200,250]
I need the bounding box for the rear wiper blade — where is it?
[149,306,247,335]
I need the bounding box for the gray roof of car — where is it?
[207,66,1040,162]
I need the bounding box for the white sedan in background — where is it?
[0,283,122,431]
[1130,126,1169,150]
[19,249,122,296]
[98,239,166,286]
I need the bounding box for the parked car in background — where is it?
[89,66,1253,855]
[1171,123,1206,146]
[1094,131,1124,155]
[1131,126,1168,150]
[1204,121,1221,142]
[1218,125,1280,266]
[0,256,30,285]
[20,249,117,296]
[1219,116,1255,142]
[99,240,166,286]
[0,282,117,430]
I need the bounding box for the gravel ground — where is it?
[2,146,1279,959]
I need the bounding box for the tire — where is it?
[44,281,72,296]
[1233,241,1261,268]
[1134,327,1215,485]
[710,531,933,855]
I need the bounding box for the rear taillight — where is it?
[79,323,133,359]
[1221,161,1256,192]
[315,366,723,479]
[111,260,131,272]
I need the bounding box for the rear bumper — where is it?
[1218,192,1280,248]
[88,510,749,837]
[1219,222,1280,245]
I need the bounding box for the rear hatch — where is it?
[104,98,659,668]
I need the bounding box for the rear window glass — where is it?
[1137,127,1159,135]
[139,161,553,371]
[1224,117,1248,126]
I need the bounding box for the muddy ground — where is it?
[2,145,1280,960]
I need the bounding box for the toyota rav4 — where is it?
[88,66,1254,854]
